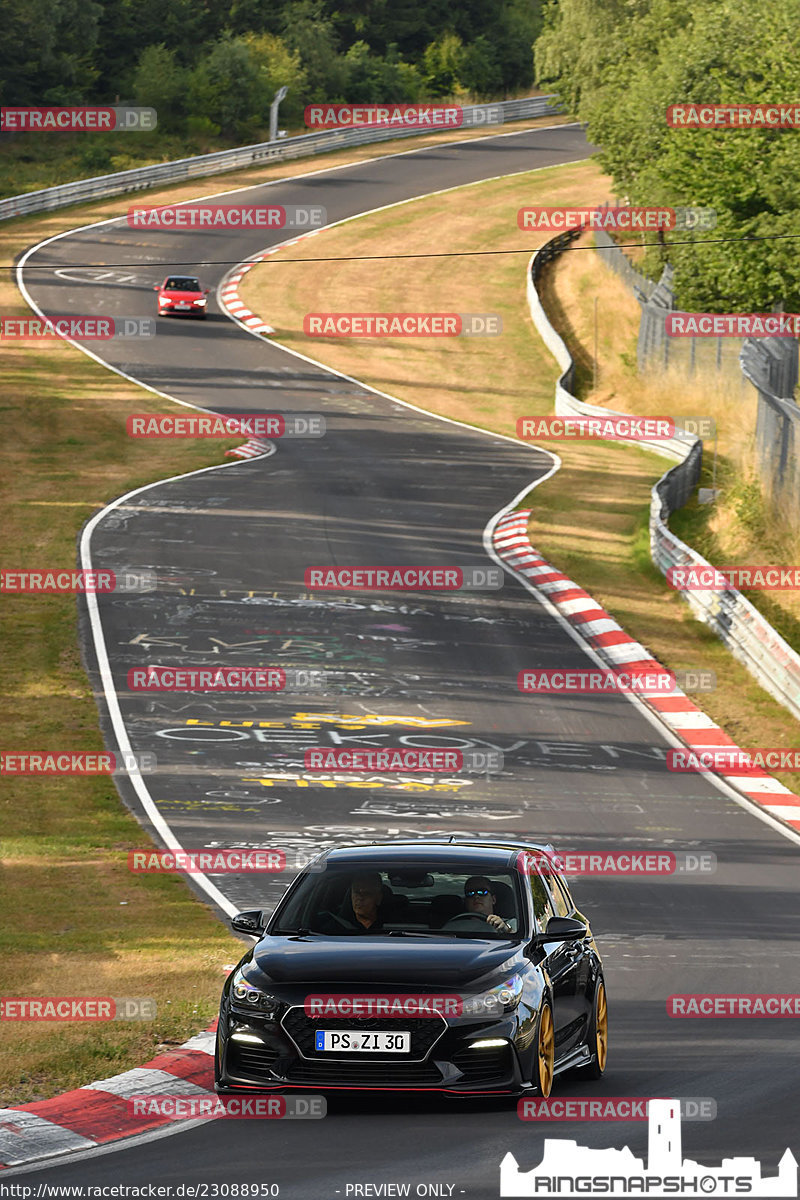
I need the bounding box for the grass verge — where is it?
[240,157,800,791]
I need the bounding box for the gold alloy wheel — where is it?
[595,980,608,1072]
[537,1003,555,1097]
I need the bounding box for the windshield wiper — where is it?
[386,929,442,938]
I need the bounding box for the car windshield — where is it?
[164,277,201,291]
[271,861,525,938]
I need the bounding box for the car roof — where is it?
[321,839,557,870]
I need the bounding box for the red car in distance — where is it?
[154,275,210,319]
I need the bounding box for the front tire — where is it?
[577,976,608,1080]
[533,1001,555,1097]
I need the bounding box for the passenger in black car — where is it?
[313,871,386,934]
[350,871,385,930]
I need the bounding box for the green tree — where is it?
[132,44,186,130]
[188,32,304,137]
[535,0,800,310]
[457,36,502,97]
[422,33,465,97]
[281,0,348,102]
[0,0,101,103]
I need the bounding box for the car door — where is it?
[528,866,587,1057]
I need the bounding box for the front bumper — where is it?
[216,1001,528,1094]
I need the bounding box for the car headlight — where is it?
[470,973,524,1014]
[230,968,280,1015]
[192,297,207,304]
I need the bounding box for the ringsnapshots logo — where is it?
[128,204,326,230]
[667,564,800,590]
[0,106,156,131]
[303,313,501,337]
[304,747,503,774]
[518,669,676,695]
[0,997,156,1020]
[305,566,502,591]
[667,103,800,128]
[126,413,326,439]
[0,316,155,340]
[128,1095,325,1120]
[517,416,676,441]
[126,667,327,693]
[0,751,156,775]
[501,1097,797,1198]
[1,568,156,593]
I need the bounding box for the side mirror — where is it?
[204,288,210,295]
[231,909,265,937]
[530,915,587,948]
[152,285,160,291]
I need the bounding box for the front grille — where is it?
[227,1040,280,1079]
[282,1008,446,1061]
[285,1058,443,1086]
[451,1043,514,1085]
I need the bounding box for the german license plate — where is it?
[176,303,190,309]
[315,1030,410,1053]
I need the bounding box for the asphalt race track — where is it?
[14,124,800,1196]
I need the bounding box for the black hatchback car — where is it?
[215,840,608,1097]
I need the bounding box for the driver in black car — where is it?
[463,876,515,934]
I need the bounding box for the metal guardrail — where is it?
[0,95,560,222]
[527,231,800,724]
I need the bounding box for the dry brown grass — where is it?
[240,158,800,788]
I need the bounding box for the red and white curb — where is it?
[225,437,272,460]
[493,508,800,832]
[0,1025,217,1168]
[218,228,323,338]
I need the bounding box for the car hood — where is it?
[160,289,202,299]
[251,936,521,988]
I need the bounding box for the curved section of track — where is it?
[15,125,800,1196]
